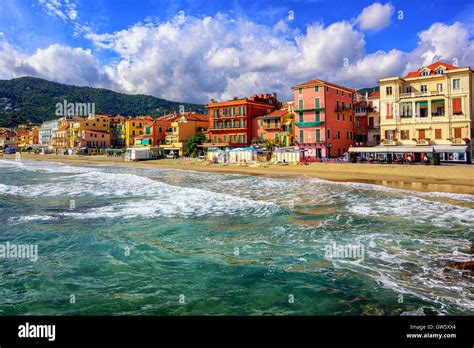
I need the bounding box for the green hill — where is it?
[0,76,206,127]
[356,86,379,96]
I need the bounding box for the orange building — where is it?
[203,94,281,148]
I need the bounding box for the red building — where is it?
[203,94,281,147]
[353,93,370,146]
[292,79,355,159]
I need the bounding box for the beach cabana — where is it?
[273,146,300,163]
[228,147,257,164]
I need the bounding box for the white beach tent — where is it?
[228,147,257,163]
[273,146,300,163]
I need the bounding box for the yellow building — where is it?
[378,61,473,163]
[70,115,111,148]
[161,112,209,155]
[125,116,154,148]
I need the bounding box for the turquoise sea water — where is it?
[0,159,472,315]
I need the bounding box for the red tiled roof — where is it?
[404,61,458,78]
[292,79,354,93]
[368,91,380,99]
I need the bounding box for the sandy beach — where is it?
[4,153,474,196]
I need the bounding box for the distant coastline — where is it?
[3,153,474,196]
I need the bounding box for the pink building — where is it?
[292,79,355,160]
[79,130,111,148]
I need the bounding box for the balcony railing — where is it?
[381,139,398,145]
[294,121,324,128]
[416,138,430,145]
[450,138,468,145]
[293,106,325,112]
[335,106,351,112]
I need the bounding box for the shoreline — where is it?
[4,153,474,195]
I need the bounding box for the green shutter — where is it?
[315,111,320,122]
[316,129,320,141]
[299,100,303,109]
[315,86,319,92]
[314,98,320,108]
[299,130,304,143]
[299,112,304,122]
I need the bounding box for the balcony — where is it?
[294,121,324,128]
[380,139,398,146]
[294,106,325,113]
[335,106,351,112]
[450,138,469,145]
[263,124,280,130]
[416,138,430,145]
[399,90,444,99]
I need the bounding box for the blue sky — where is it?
[0,0,473,103]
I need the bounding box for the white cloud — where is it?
[355,2,394,31]
[406,22,474,73]
[38,0,78,21]
[2,12,474,104]
[0,42,113,88]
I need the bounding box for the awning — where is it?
[416,101,428,107]
[432,145,468,153]
[349,146,434,153]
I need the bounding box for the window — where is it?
[454,128,462,139]
[316,129,320,141]
[337,130,341,140]
[350,115,353,122]
[315,111,320,122]
[421,71,429,76]
[314,98,320,108]
[436,69,444,75]
[337,113,340,121]
[314,86,319,92]
[327,129,330,139]
[453,98,462,114]
[453,79,461,90]
[299,99,304,110]
[386,86,392,95]
[298,88,302,95]
[336,90,339,95]
[223,135,227,142]
[342,91,344,96]
[406,86,412,93]
[326,86,329,92]
[435,129,442,139]
[437,83,443,92]
[421,85,427,92]
[418,129,426,139]
[386,103,393,119]
[401,130,410,140]
[299,112,304,122]
[299,130,304,143]
[346,131,349,140]
[230,108,234,116]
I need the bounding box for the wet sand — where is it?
[5,153,474,195]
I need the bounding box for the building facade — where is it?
[39,119,59,146]
[379,61,473,163]
[253,102,294,147]
[161,113,209,155]
[203,94,280,148]
[292,79,355,159]
[367,91,381,146]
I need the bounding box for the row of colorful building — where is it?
[1,61,472,163]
